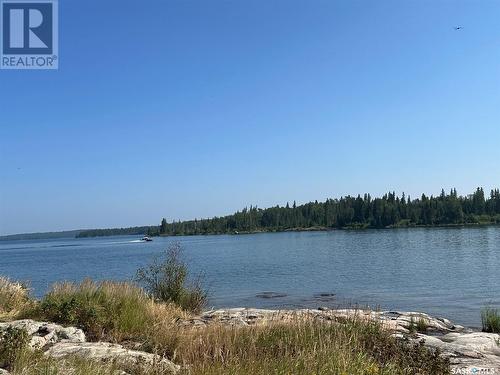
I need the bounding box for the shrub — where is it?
[0,326,30,370]
[417,317,428,332]
[136,242,207,313]
[481,307,500,333]
[0,277,32,320]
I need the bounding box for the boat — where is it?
[141,236,153,242]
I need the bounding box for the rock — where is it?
[412,331,500,371]
[255,292,287,299]
[0,320,85,349]
[46,342,179,373]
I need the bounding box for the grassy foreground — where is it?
[0,277,451,375]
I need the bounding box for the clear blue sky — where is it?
[1,0,499,235]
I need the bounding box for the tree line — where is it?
[76,226,157,238]
[76,188,500,238]
[154,187,500,236]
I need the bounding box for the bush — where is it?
[136,242,207,313]
[417,317,428,332]
[481,307,500,333]
[0,277,32,320]
[0,326,30,370]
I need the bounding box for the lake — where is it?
[1,227,499,328]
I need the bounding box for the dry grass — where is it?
[173,315,450,375]
[0,277,32,321]
[28,279,188,354]
[8,349,123,375]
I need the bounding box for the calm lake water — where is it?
[1,227,499,328]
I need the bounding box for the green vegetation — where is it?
[156,187,500,235]
[0,326,30,369]
[29,279,187,349]
[408,316,428,334]
[136,242,207,313]
[75,187,500,238]
[32,280,155,341]
[481,306,500,333]
[416,317,428,333]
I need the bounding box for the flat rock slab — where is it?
[46,342,179,373]
[190,308,462,333]
[408,331,500,372]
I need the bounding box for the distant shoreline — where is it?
[157,221,500,237]
[3,221,500,241]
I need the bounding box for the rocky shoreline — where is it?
[1,308,499,374]
[184,308,500,372]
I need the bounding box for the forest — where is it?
[76,187,500,238]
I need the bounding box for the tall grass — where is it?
[30,279,187,348]
[0,277,32,321]
[481,306,500,333]
[8,350,179,375]
[174,317,449,375]
[6,348,138,375]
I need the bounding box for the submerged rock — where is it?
[255,292,287,299]
[313,293,336,301]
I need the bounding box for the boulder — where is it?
[0,320,85,349]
